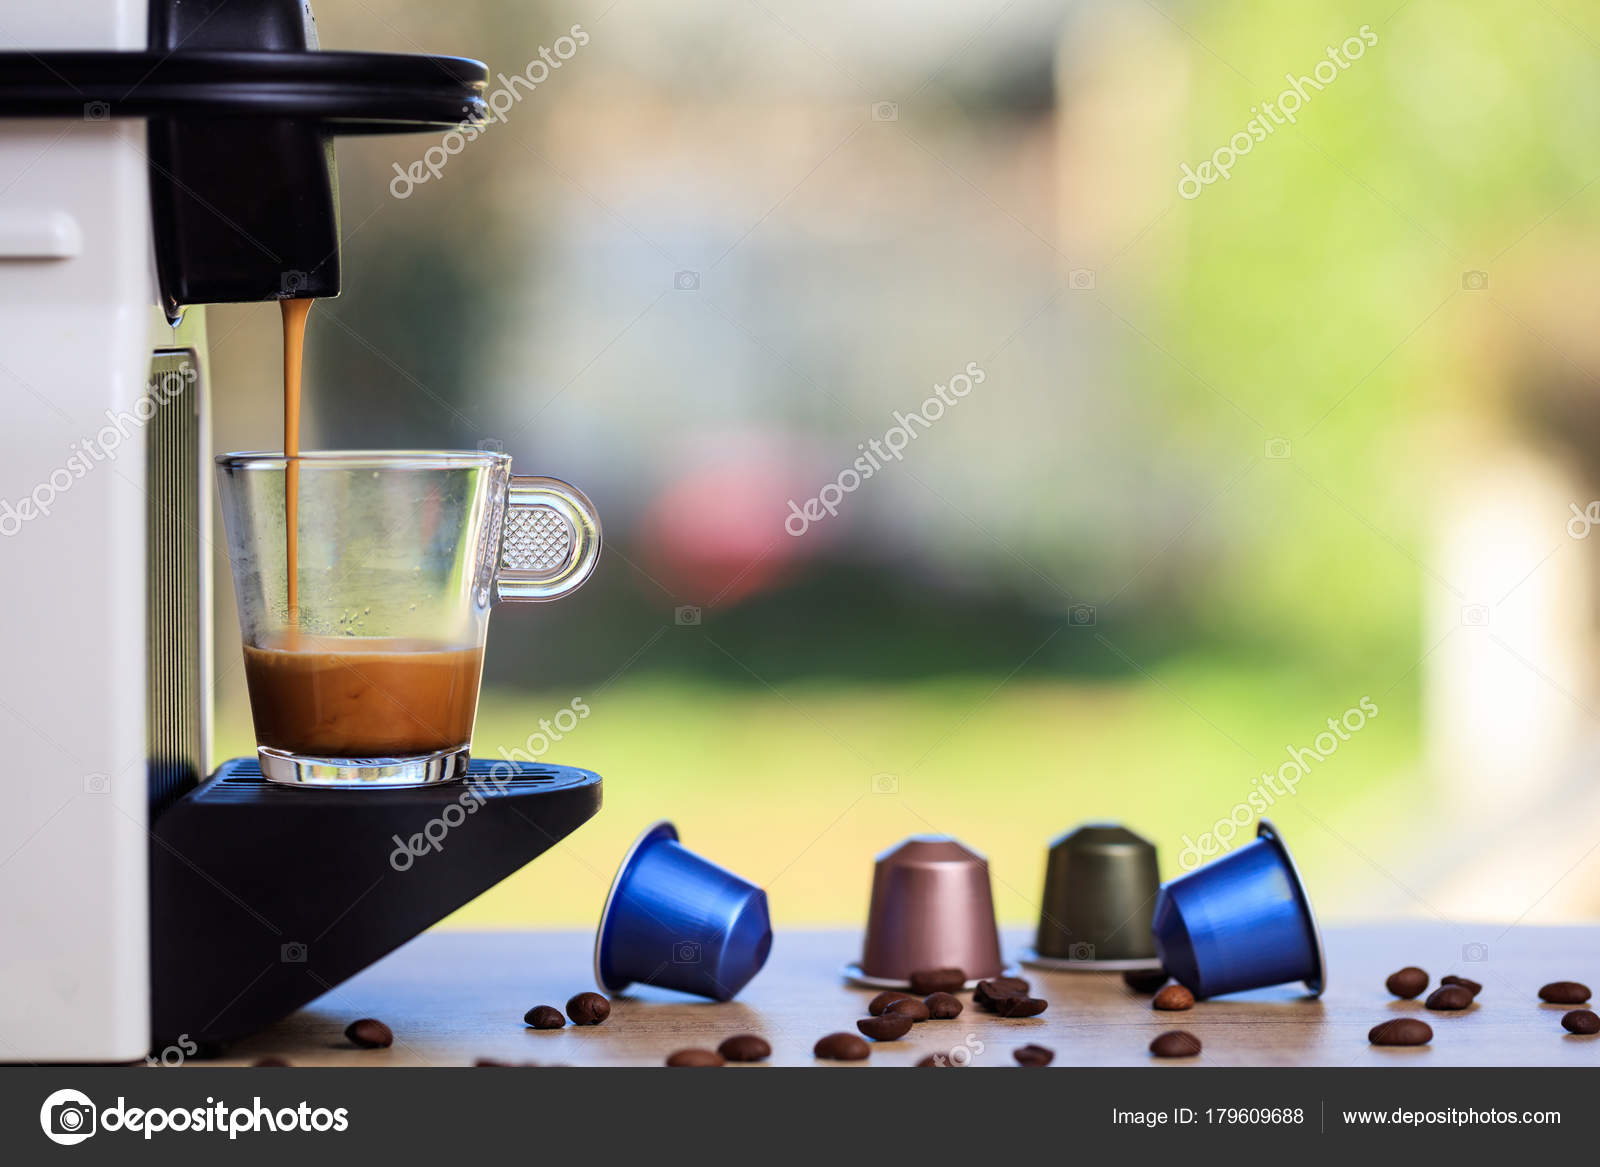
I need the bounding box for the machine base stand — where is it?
[150,758,601,1046]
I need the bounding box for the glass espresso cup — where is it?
[215,451,601,787]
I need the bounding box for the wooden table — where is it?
[200,925,1600,1067]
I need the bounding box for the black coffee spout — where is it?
[0,0,487,318]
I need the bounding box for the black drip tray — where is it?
[150,758,602,1047]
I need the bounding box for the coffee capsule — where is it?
[594,821,772,1002]
[1020,823,1162,972]
[842,836,1011,988]
[1151,819,1325,999]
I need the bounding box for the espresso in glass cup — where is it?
[216,451,601,787]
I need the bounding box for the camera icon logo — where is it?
[675,605,702,626]
[280,269,309,296]
[1068,268,1096,290]
[1067,942,1096,962]
[477,438,505,453]
[83,773,110,795]
[1462,941,1489,962]
[83,101,110,122]
[280,941,309,963]
[40,1089,97,1145]
[1460,604,1490,628]
[674,270,700,291]
[1068,603,1096,627]
[870,772,899,794]
[1264,437,1292,460]
[673,940,702,963]
[1461,270,1489,291]
[871,101,899,122]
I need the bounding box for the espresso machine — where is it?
[0,0,601,1062]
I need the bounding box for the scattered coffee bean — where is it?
[977,975,1029,998]
[1013,1043,1054,1067]
[523,1005,565,1030]
[885,997,931,1023]
[717,1034,772,1062]
[1424,986,1473,1011]
[868,990,918,1016]
[924,992,964,1020]
[1384,967,1429,999]
[1123,969,1169,994]
[1561,1009,1600,1035]
[1369,1018,1432,1046]
[1149,1030,1202,1058]
[1539,981,1591,1005]
[666,1048,725,1067]
[566,992,611,1026]
[991,995,1049,1018]
[909,968,966,994]
[973,977,1032,1011]
[252,1056,291,1067]
[857,1013,915,1041]
[344,1018,393,1049]
[1153,985,1195,1012]
[814,1032,871,1061]
[1440,975,1482,998]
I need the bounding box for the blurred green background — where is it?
[210,0,1600,928]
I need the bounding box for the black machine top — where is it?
[0,0,489,313]
[0,49,487,130]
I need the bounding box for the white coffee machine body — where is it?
[0,0,170,1061]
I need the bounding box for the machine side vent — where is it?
[147,349,204,819]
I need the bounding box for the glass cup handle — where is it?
[496,476,602,602]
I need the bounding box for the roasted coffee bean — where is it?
[523,1005,565,1030]
[857,1013,915,1041]
[717,1034,772,1062]
[1149,1030,1203,1058]
[252,1057,291,1067]
[885,997,931,1023]
[814,1032,871,1061]
[973,977,1032,1011]
[1013,1043,1054,1066]
[992,995,1049,1018]
[1153,984,1195,1011]
[1539,981,1591,1004]
[1123,969,1169,994]
[868,990,918,1016]
[666,1048,725,1067]
[923,991,964,1020]
[345,1018,393,1049]
[566,992,611,1026]
[1440,975,1482,998]
[1424,986,1473,1011]
[1385,967,1429,999]
[909,968,966,995]
[1561,1009,1600,1035]
[1369,1018,1432,1046]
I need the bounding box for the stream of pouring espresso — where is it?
[280,297,312,633]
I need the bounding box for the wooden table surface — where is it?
[199,925,1600,1067]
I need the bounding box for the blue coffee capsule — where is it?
[594,821,772,1002]
[1151,819,1325,999]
